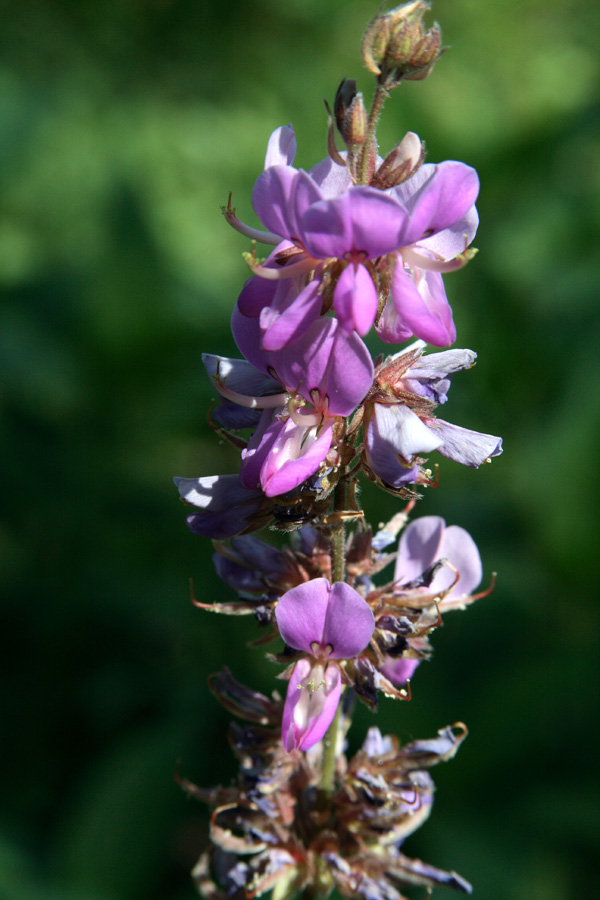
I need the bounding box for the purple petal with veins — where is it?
[420,204,479,259]
[275,577,374,658]
[308,156,353,198]
[301,187,409,260]
[320,581,376,658]
[370,404,444,458]
[276,578,331,654]
[392,161,479,240]
[253,167,322,242]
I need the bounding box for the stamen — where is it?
[287,400,322,428]
[213,378,288,409]
[221,193,281,245]
[243,251,317,281]
[401,244,478,273]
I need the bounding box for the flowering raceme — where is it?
[174,6,501,898]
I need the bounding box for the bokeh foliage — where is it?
[1,1,598,899]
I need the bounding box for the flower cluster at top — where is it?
[174,4,501,899]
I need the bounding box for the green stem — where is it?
[319,695,342,793]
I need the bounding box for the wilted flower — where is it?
[183,675,473,900]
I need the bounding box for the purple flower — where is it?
[231,126,479,347]
[221,312,374,497]
[275,578,375,751]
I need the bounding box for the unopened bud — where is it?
[405,22,442,80]
[362,14,391,76]
[334,79,367,149]
[371,131,425,189]
[362,1,445,85]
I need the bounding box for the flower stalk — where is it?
[173,5,500,898]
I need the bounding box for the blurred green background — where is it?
[1,0,598,899]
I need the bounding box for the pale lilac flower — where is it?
[394,515,482,606]
[174,475,268,539]
[275,578,375,751]
[364,345,502,488]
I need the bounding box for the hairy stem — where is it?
[330,480,348,584]
[357,81,388,184]
[319,480,350,792]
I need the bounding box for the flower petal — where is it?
[264,125,297,168]
[381,656,420,686]
[333,262,378,336]
[275,577,331,653]
[434,525,482,598]
[282,659,342,752]
[252,166,319,241]
[174,475,265,539]
[394,516,446,585]
[372,404,444,458]
[393,161,480,240]
[260,418,333,498]
[273,317,374,417]
[430,419,503,467]
[301,187,408,260]
[260,278,322,350]
[321,581,375,659]
[392,261,456,347]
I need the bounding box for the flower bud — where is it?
[334,79,367,149]
[362,1,445,84]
